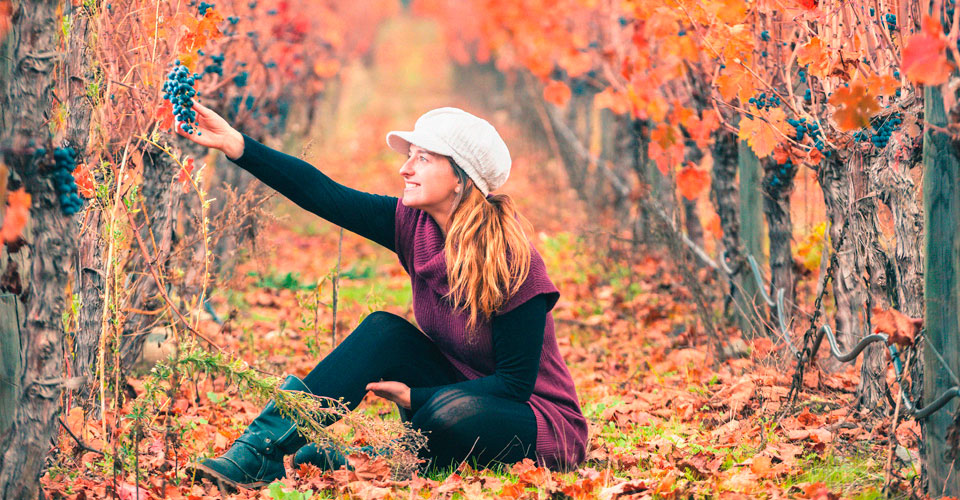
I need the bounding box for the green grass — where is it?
[781,451,894,499]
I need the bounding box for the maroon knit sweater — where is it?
[394,198,588,471]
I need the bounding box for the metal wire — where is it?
[719,249,960,421]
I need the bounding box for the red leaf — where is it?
[872,306,922,347]
[544,80,572,107]
[156,100,174,131]
[1,188,30,243]
[73,163,95,199]
[178,157,195,192]
[902,15,953,85]
[677,164,710,200]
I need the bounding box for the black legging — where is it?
[301,311,538,472]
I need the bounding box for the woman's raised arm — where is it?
[177,102,399,252]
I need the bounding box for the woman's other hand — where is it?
[174,101,245,160]
[365,380,412,409]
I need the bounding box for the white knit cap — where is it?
[385,107,511,196]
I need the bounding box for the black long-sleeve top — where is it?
[228,133,546,413]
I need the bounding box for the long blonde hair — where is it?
[441,158,533,337]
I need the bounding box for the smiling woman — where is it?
[177,104,587,491]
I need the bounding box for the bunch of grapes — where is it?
[764,159,797,196]
[787,117,832,157]
[233,70,248,87]
[163,61,202,135]
[198,1,215,15]
[748,92,781,110]
[870,112,903,149]
[204,54,225,77]
[885,13,897,31]
[50,147,84,215]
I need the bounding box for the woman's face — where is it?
[399,144,461,218]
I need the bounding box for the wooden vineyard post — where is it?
[737,141,766,337]
[0,293,22,436]
[921,83,960,498]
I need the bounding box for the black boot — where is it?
[189,374,313,491]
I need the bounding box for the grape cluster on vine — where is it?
[748,92,780,110]
[51,147,84,215]
[885,13,897,31]
[764,159,797,196]
[164,61,202,135]
[787,117,832,157]
[197,1,215,15]
[855,112,902,149]
[204,54,225,77]
[233,71,248,88]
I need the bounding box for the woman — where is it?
[178,103,588,490]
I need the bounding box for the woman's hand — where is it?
[366,380,412,410]
[174,101,245,160]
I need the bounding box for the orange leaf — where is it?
[649,123,684,175]
[594,87,630,115]
[715,66,755,102]
[828,82,881,132]
[705,210,723,240]
[1,188,31,243]
[155,100,174,131]
[72,163,95,199]
[872,306,922,347]
[544,80,572,107]
[796,37,831,79]
[684,109,720,149]
[865,73,901,97]
[738,107,787,158]
[677,164,710,200]
[902,15,953,85]
[557,47,594,78]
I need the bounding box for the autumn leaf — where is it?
[73,163,95,199]
[677,164,710,200]
[558,46,594,78]
[872,306,922,347]
[902,15,953,85]
[594,87,630,115]
[738,107,787,158]
[796,37,831,79]
[156,100,174,131]
[865,72,900,97]
[828,82,881,132]
[715,66,755,102]
[649,123,684,175]
[544,80,572,107]
[1,188,30,243]
[683,109,720,148]
[178,158,195,194]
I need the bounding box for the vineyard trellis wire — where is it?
[711,221,960,421]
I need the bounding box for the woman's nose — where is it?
[399,157,413,175]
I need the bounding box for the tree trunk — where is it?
[921,82,960,498]
[817,154,864,370]
[74,208,104,415]
[0,0,90,496]
[118,151,183,371]
[761,157,797,332]
[711,129,762,335]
